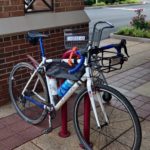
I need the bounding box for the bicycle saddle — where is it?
[27,31,49,38]
[27,31,49,45]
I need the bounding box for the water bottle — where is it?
[57,79,74,97]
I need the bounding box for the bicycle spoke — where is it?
[74,85,141,150]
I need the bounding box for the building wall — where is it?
[32,0,84,12]
[0,0,24,18]
[0,0,84,18]
[54,0,84,12]
[0,0,89,105]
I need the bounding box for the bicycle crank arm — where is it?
[43,127,53,134]
[43,112,53,134]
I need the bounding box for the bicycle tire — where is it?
[9,62,48,124]
[74,84,141,150]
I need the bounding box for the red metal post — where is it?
[80,94,91,149]
[58,102,70,137]
[58,52,71,138]
[84,94,91,144]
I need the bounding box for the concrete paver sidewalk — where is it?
[0,38,150,150]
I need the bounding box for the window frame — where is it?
[24,0,54,13]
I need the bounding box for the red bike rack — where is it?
[58,101,71,138]
[58,78,70,137]
[58,51,72,138]
[84,94,91,144]
[58,50,91,145]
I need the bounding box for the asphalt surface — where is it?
[85,3,150,39]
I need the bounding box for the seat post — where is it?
[39,37,46,59]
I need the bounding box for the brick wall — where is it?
[54,0,84,12]
[0,0,89,106]
[0,0,84,18]
[0,0,24,18]
[28,0,84,13]
[0,23,88,106]
[32,0,84,12]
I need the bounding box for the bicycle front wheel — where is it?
[74,84,141,150]
[9,62,48,124]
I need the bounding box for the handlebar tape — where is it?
[68,51,85,74]
[100,39,129,57]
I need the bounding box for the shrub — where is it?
[119,0,139,3]
[105,0,116,4]
[130,8,148,29]
[99,0,118,4]
[117,27,150,38]
[117,7,150,38]
[84,0,95,5]
[96,0,139,4]
[93,2,106,6]
[85,0,140,5]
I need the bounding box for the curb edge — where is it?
[110,33,150,43]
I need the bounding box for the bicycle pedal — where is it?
[42,127,53,134]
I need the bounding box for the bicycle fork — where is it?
[87,78,109,128]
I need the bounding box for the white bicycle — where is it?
[9,21,141,150]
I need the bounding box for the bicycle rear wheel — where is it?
[74,84,141,150]
[9,62,48,124]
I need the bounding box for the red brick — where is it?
[0,12,9,18]
[0,126,15,140]
[3,6,18,11]
[0,69,6,75]
[11,0,24,5]
[2,134,26,150]
[3,41,12,47]
[0,1,9,5]
[5,45,19,52]
[0,58,5,63]
[12,39,25,45]
[6,56,20,62]
[0,99,9,106]
[9,10,24,17]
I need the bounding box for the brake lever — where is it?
[120,39,129,57]
[113,39,129,57]
[123,57,128,61]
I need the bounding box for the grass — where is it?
[93,0,140,6]
[118,0,140,4]
[117,26,150,38]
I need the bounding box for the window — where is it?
[24,0,53,13]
